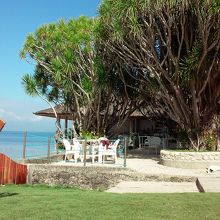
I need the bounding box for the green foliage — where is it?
[204,130,216,151]
[98,0,220,150]
[98,0,132,40]
[179,41,202,84]
[176,129,190,149]
[81,75,93,93]
[21,74,38,97]
[80,130,95,139]
[21,16,97,104]
[94,56,109,88]
[210,0,220,12]
[66,128,75,139]
[206,133,215,151]
[56,141,65,150]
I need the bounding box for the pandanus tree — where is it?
[21,16,103,135]
[21,16,139,136]
[97,0,220,150]
[22,74,63,134]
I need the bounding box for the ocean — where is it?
[0,131,56,161]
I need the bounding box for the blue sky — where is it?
[0,0,100,132]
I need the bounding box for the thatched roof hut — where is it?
[34,104,73,120]
[34,104,74,132]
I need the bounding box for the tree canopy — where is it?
[21,16,139,136]
[98,0,220,149]
[21,0,220,149]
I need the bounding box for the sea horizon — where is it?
[0,130,57,161]
[1,130,56,133]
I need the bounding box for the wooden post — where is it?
[124,137,127,167]
[65,116,68,138]
[83,140,87,167]
[47,136,51,163]
[22,130,27,160]
[129,120,132,145]
[56,141,59,155]
[217,129,220,151]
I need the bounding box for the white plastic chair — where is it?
[99,139,120,163]
[146,136,161,155]
[79,141,99,163]
[62,139,81,163]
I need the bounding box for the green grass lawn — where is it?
[0,185,220,220]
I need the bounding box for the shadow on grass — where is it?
[0,192,18,198]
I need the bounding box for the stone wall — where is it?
[19,154,64,164]
[27,164,195,190]
[160,150,220,169]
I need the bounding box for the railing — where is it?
[0,153,27,185]
[138,135,178,149]
[138,135,148,148]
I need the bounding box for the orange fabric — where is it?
[0,119,5,132]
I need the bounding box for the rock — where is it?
[28,164,195,190]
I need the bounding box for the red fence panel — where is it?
[0,153,27,185]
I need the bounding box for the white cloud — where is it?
[0,108,43,122]
[0,99,55,131]
[0,108,6,113]
[30,116,43,122]
[0,108,22,121]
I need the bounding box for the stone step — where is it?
[107,181,199,193]
[196,177,220,192]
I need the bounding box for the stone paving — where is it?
[107,150,220,193]
[107,181,199,193]
[53,149,220,193]
[196,177,220,192]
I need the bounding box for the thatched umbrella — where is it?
[34,104,73,119]
[34,104,74,134]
